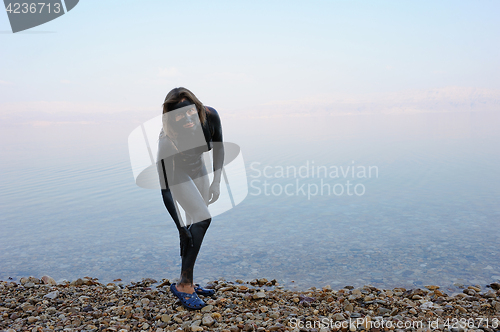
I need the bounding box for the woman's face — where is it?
[170,99,199,133]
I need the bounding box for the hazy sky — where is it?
[1,0,499,117]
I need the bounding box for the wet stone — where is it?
[202,314,214,326]
[333,313,344,321]
[201,304,213,312]
[0,276,499,332]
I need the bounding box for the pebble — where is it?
[201,304,213,312]
[468,285,481,292]
[489,282,500,290]
[332,312,345,321]
[43,290,59,299]
[0,276,498,332]
[253,291,266,299]
[24,281,35,288]
[425,285,440,290]
[364,294,375,301]
[257,278,268,285]
[377,307,391,315]
[202,314,214,326]
[493,301,500,311]
[41,275,57,285]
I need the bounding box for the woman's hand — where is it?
[208,182,221,205]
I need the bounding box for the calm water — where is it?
[1,111,499,290]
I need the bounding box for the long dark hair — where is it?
[162,87,207,125]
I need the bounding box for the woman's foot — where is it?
[170,283,206,310]
[175,282,195,294]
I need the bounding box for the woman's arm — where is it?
[157,154,182,229]
[207,107,225,204]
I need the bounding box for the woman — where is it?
[156,87,224,309]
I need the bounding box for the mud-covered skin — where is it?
[159,99,224,294]
[179,218,211,286]
[169,100,200,133]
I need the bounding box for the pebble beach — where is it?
[1,276,499,332]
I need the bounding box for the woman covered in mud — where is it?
[156,87,224,309]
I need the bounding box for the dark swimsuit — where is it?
[170,106,222,182]
[159,106,224,249]
[160,107,223,197]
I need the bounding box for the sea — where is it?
[1,110,499,290]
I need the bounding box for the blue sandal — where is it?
[170,283,206,310]
[194,284,216,296]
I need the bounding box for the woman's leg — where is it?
[183,163,210,225]
[169,163,211,293]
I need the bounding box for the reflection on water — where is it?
[1,111,499,290]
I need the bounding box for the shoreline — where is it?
[1,277,499,332]
[2,275,496,295]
